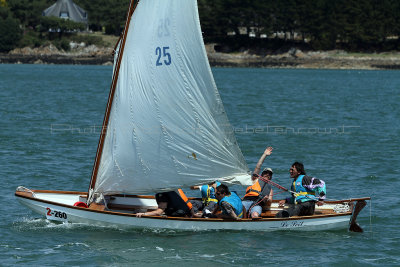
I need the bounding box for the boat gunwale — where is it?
[15,190,367,222]
[15,189,371,203]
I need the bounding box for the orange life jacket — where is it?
[178,189,193,210]
[244,180,262,198]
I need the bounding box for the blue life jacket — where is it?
[200,182,221,204]
[292,175,317,203]
[219,191,243,218]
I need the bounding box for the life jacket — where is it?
[244,180,271,200]
[292,175,316,204]
[219,192,243,218]
[157,191,191,217]
[244,180,262,198]
[200,182,221,204]
[177,189,193,210]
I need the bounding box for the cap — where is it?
[262,168,273,174]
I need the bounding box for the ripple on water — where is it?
[1,66,399,265]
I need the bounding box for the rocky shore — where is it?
[205,45,400,70]
[0,44,115,65]
[1,44,400,70]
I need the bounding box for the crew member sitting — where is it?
[213,184,243,220]
[135,189,193,217]
[243,168,273,218]
[276,162,326,218]
[190,181,221,217]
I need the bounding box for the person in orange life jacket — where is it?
[242,147,274,218]
[212,184,243,220]
[275,162,326,218]
[135,190,194,218]
[189,181,220,218]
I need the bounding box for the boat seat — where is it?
[79,195,88,202]
[314,209,335,215]
[260,210,278,218]
[88,202,106,211]
[107,203,158,211]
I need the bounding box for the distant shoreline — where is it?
[1,49,400,70]
[0,53,114,66]
[207,48,400,70]
[208,55,400,70]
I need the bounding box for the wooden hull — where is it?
[15,188,368,231]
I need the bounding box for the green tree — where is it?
[217,0,248,36]
[305,0,344,50]
[198,0,225,39]
[254,0,275,37]
[360,0,396,47]
[75,0,129,34]
[392,0,400,48]
[8,0,53,28]
[38,16,85,36]
[3,0,400,52]
[0,6,22,52]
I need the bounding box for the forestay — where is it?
[93,0,250,198]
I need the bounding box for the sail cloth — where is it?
[94,0,251,196]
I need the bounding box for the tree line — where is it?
[198,0,400,51]
[1,0,400,52]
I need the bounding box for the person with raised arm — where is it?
[242,147,274,218]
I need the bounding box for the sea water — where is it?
[1,64,399,266]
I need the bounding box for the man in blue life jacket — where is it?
[190,181,221,217]
[275,162,326,218]
[212,184,243,220]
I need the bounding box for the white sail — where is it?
[94,0,250,196]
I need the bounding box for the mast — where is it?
[87,0,139,200]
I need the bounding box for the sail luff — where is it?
[87,0,139,199]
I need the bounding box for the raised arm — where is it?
[253,147,273,177]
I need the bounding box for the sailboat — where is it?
[15,0,369,231]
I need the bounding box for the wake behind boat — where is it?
[15,0,369,231]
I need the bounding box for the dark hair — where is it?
[216,184,230,195]
[292,162,306,175]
